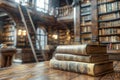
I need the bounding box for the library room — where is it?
[0,0,120,80]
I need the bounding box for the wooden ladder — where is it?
[18,4,45,62]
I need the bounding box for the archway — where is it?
[36,27,47,50]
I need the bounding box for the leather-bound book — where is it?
[50,59,113,76]
[55,53,108,63]
[56,44,106,55]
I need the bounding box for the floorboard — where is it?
[0,61,120,80]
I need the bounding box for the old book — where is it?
[55,53,109,63]
[56,44,106,55]
[50,59,113,76]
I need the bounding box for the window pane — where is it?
[36,28,47,50]
[36,0,49,12]
[36,0,44,9]
[15,0,20,3]
[45,0,49,4]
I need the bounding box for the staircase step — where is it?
[37,58,44,61]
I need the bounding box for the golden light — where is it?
[67,36,71,40]
[86,0,90,3]
[22,30,27,36]
[52,34,58,40]
[18,29,22,36]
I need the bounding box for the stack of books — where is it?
[50,44,113,76]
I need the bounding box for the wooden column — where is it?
[91,0,98,44]
[73,0,80,44]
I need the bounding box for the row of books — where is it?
[3,24,14,28]
[118,2,120,10]
[99,28,120,35]
[3,37,14,41]
[81,21,92,26]
[81,34,92,38]
[3,31,14,35]
[81,39,91,44]
[17,38,26,42]
[4,28,14,31]
[81,26,91,33]
[98,0,114,3]
[98,2,118,13]
[59,36,68,39]
[99,36,120,42]
[107,44,120,50]
[81,15,91,21]
[99,12,120,20]
[99,20,120,28]
[58,30,67,33]
[3,42,14,45]
[81,7,91,13]
[59,33,66,36]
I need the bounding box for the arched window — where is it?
[36,28,47,50]
[36,0,49,13]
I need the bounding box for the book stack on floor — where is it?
[50,44,113,76]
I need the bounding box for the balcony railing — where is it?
[56,5,73,17]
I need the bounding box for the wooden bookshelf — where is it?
[80,0,92,44]
[2,24,16,46]
[97,0,120,52]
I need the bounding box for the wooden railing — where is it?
[56,5,73,17]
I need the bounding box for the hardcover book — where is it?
[56,44,106,55]
[55,53,109,63]
[50,59,113,76]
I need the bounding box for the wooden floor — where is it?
[0,61,120,80]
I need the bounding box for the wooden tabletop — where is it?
[0,61,119,80]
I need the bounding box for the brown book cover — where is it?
[50,59,113,76]
[56,44,106,55]
[55,53,109,63]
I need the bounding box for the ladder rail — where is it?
[26,9,46,60]
[18,5,38,62]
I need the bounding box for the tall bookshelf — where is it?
[2,23,16,47]
[97,0,120,53]
[80,0,92,44]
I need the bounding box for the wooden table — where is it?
[0,48,16,67]
[0,61,119,80]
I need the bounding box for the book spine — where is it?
[56,45,87,55]
[50,59,113,76]
[56,45,106,55]
[50,59,95,75]
[55,53,108,63]
[55,53,90,62]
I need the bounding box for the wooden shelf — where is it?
[81,32,91,34]
[98,1,116,5]
[83,19,91,22]
[98,10,120,16]
[82,38,91,40]
[99,26,120,29]
[81,12,91,16]
[107,50,120,54]
[99,34,120,37]
[100,42,120,44]
[81,3,91,8]
[81,24,92,27]
[99,18,120,22]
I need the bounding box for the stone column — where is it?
[73,0,80,44]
